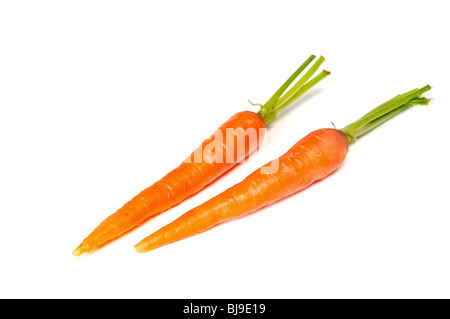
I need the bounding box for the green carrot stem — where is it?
[262,55,315,111]
[257,55,329,123]
[340,85,431,144]
[273,70,330,114]
[358,89,417,121]
[275,56,325,108]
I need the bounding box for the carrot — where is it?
[73,55,329,255]
[134,85,432,253]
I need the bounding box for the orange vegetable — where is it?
[73,55,329,255]
[134,85,431,253]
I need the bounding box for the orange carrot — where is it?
[73,55,329,255]
[134,85,432,253]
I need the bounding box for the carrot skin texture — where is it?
[73,111,266,255]
[134,128,348,253]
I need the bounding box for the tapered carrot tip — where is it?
[72,242,91,256]
[134,239,159,254]
[72,248,83,256]
[134,245,146,254]
[134,243,148,254]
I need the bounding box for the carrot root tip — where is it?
[72,242,91,256]
[72,248,83,256]
[134,244,146,254]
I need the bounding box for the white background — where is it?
[1,1,449,299]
